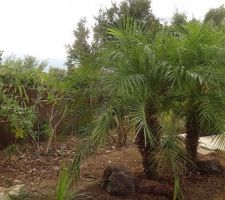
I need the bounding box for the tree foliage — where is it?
[64,17,225,199]
[93,0,159,46]
[0,55,66,146]
[204,5,225,27]
[171,11,187,26]
[66,0,160,69]
[66,18,91,69]
[2,3,225,200]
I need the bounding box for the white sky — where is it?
[0,0,225,67]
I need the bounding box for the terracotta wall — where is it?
[0,87,55,149]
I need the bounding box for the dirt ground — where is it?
[0,137,225,200]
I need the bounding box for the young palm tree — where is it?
[58,19,225,200]
[99,18,171,178]
[66,17,183,172]
[160,22,225,163]
[62,19,192,199]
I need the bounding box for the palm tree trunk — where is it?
[185,112,200,164]
[135,107,161,179]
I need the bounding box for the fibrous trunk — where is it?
[135,107,161,179]
[185,112,200,165]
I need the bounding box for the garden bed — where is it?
[0,138,225,199]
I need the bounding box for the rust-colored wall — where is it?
[0,87,56,149]
[0,122,14,149]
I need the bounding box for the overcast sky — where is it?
[0,0,225,67]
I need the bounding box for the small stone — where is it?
[14,179,21,184]
[20,155,25,159]
[54,166,60,171]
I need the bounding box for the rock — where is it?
[14,179,22,184]
[54,166,60,171]
[102,166,129,185]
[0,184,25,200]
[102,165,135,195]
[138,180,173,198]
[102,165,132,188]
[106,171,135,195]
[197,157,224,174]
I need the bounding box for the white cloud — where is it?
[151,0,225,22]
[0,1,99,61]
[0,0,224,66]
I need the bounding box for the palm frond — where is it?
[129,101,157,146]
[154,113,191,200]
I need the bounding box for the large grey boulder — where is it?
[102,165,135,195]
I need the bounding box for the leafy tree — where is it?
[66,18,91,69]
[47,67,66,89]
[0,55,47,88]
[0,55,65,149]
[66,0,160,73]
[66,0,160,70]
[93,0,159,46]
[0,87,36,140]
[0,56,43,141]
[23,55,47,71]
[204,5,225,27]
[171,11,187,26]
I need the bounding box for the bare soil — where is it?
[0,137,225,200]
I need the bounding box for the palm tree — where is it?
[81,18,188,183]
[62,19,192,199]
[99,19,170,178]
[57,19,225,200]
[161,22,225,163]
